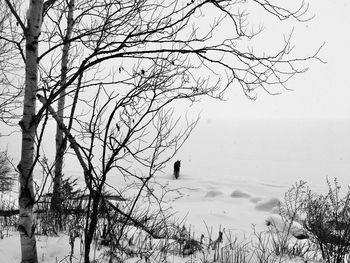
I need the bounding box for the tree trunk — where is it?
[52,0,75,218]
[84,192,100,263]
[18,1,43,262]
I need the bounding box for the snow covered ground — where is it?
[1,120,349,262]
[0,171,323,263]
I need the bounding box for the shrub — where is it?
[284,179,350,263]
[303,179,350,263]
[0,150,13,193]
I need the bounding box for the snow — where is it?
[2,120,350,262]
[265,214,308,239]
[155,172,286,237]
[0,171,315,263]
[0,232,104,262]
[255,198,281,212]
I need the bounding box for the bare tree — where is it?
[3,0,45,262]
[3,0,322,262]
[51,0,76,221]
[39,57,203,261]
[21,2,44,262]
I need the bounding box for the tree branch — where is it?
[3,0,26,33]
[36,94,92,190]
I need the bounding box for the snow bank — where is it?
[230,189,251,198]
[204,190,224,198]
[255,197,281,212]
[265,214,308,239]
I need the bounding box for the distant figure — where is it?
[174,160,181,179]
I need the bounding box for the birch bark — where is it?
[18,1,43,262]
[52,0,75,218]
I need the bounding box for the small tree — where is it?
[0,150,13,193]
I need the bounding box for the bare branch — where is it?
[3,0,26,33]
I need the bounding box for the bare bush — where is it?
[282,179,350,263]
[303,179,350,263]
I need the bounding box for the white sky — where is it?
[195,0,350,121]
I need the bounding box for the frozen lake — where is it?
[175,119,350,192]
[3,118,349,194]
[19,118,348,195]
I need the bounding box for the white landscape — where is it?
[1,120,350,262]
[1,0,350,263]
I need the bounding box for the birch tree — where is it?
[14,1,43,262]
[51,0,76,221]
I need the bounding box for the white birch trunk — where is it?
[52,0,75,214]
[18,1,43,262]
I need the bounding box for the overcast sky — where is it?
[195,0,350,121]
[1,0,349,163]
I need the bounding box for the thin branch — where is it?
[3,0,26,33]
[36,94,92,190]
